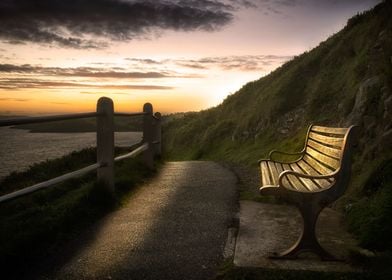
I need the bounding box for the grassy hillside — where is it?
[0,147,158,277]
[163,0,392,254]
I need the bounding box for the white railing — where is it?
[0,97,161,203]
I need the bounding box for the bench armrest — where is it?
[278,170,338,188]
[258,149,305,163]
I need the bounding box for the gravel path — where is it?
[38,161,237,280]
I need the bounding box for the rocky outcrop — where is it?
[347,76,380,125]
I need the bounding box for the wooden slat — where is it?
[275,162,290,187]
[302,154,335,174]
[282,164,308,192]
[311,125,348,135]
[297,162,332,190]
[297,159,333,182]
[299,163,332,188]
[267,161,279,185]
[275,162,285,176]
[294,162,333,190]
[298,159,335,189]
[260,161,273,186]
[307,139,341,159]
[313,178,334,190]
[297,159,320,175]
[308,132,344,148]
[289,163,318,191]
[306,146,340,170]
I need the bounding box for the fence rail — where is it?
[0,112,99,126]
[0,97,161,204]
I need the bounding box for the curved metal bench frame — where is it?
[258,124,358,261]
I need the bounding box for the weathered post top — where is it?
[143,103,153,114]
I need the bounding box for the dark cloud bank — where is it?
[0,0,235,48]
[0,0,379,48]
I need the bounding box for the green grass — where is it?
[214,258,392,280]
[163,0,392,166]
[346,159,392,251]
[0,146,159,275]
[215,260,369,280]
[162,1,392,276]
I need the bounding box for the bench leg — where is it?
[269,202,340,261]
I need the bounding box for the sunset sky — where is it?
[0,0,380,115]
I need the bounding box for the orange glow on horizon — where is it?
[0,62,268,115]
[0,89,214,115]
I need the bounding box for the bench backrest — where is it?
[303,125,357,194]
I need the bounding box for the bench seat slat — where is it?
[275,162,290,187]
[267,161,279,185]
[307,139,341,159]
[297,159,320,175]
[308,132,344,148]
[311,125,348,135]
[291,162,332,190]
[289,163,320,191]
[282,164,309,192]
[302,154,334,175]
[297,159,334,183]
[306,146,340,170]
[260,161,273,186]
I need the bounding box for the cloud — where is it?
[100,85,174,90]
[80,91,133,95]
[0,78,174,90]
[50,102,70,105]
[64,71,169,79]
[0,54,292,92]
[175,62,208,70]
[0,64,177,79]
[0,97,30,102]
[0,0,234,48]
[248,0,380,13]
[125,58,162,65]
[241,0,298,10]
[228,0,258,8]
[172,55,293,71]
[124,54,293,72]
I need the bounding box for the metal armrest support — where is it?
[269,149,304,159]
[257,148,305,163]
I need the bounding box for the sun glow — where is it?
[0,0,378,116]
[0,51,285,115]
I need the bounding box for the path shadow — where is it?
[30,161,237,280]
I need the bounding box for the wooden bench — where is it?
[258,124,357,261]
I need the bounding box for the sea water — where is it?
[0,127,142,179]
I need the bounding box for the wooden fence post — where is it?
[96,97,115,193]
[142,103,154,168]
[154,112,162,157]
